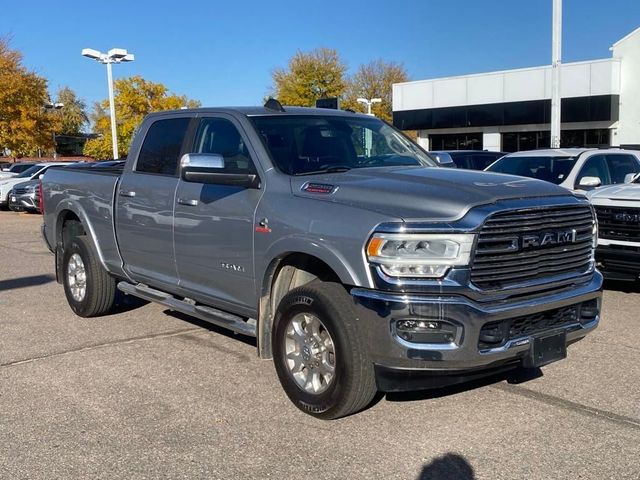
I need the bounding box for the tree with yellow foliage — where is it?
[83,76,200,159]
[341,59,409,123]
[270,48,347,107]
[54,86,89,135]
[0,38,55,156]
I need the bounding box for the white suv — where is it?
[485,148,640,192]
[0,162,74,209]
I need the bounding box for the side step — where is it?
[117,282,256,337]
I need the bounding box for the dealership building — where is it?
[392,27,640,152]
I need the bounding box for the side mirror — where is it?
[37,173,45,179]
[577,176,601,189]
[624,172,640,184]
[180,153,260,188]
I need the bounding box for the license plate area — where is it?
[524,330,567,368]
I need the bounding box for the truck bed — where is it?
[42,166,125,277]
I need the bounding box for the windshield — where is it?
[486,156,577,185]
[16,165,43,179]
[251,115,436,175]
[11,164,32,173]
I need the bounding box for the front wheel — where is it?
[62,236,116,317]
[272,282,377,419]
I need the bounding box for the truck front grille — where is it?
[471,205,594,289]
[594,206,640,242]
[13,188,29,195]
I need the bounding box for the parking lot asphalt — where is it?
[1,210,639,479]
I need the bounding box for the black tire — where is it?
[272,282,377,419]
[62,235,116,317]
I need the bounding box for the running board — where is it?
[117,282,256,337]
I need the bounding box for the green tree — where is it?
[0,38,55,156]
[83,76,200,159]
[341,59,409,123]
[271,48,347,106]
[54,86,89,135]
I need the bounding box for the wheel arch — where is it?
[257,252,348,359]
[53,204,109,281]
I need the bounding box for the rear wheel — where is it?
[272,282,377,419]
[62,236,116,317]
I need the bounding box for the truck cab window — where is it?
[136,118,191,175]
[193,118,257,174]
[576,155,611,187]
[605,154,640,184]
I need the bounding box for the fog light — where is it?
[395,319,458,344]
[579,300,598,324]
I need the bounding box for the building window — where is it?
[430,133,483,151]
[501,129,610,152]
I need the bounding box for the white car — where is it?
[588,173,640,281]
[0,162,37,179]
[484,148,640,192]
[0,162,74,209]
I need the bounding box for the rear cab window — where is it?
[135,118,191,176]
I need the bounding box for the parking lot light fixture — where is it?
[81,47,135,159]
[356,97,382,116]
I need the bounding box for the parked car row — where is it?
[0,162,37,179]
[0,160,125,213]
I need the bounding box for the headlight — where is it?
[366,233,475,278]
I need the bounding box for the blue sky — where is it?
[3,0,640,108]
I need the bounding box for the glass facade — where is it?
[501,128,610,152]
[430,133,483,151]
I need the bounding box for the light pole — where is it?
[43,102,64,158]
[81,48,134,159]
[357,97,382,116]
[550,0,562,148]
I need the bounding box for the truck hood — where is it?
[291,166,570,221]
[588,183,640,203]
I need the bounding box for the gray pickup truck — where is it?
[42,104,602,419]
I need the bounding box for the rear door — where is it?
[173,115,262,311]
[115,116,191,287]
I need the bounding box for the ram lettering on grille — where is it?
[471,206,594,289]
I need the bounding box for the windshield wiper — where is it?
[295,166,352,176]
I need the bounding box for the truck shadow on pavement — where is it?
[162,309,258,348]
[0,274,55,292]
[603,279,640,293]
[418,453,475,480]
[383,367,542,404]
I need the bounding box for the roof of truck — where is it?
[146,106,372,119]
[503,148,590,157]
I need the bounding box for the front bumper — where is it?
[8,192,37,212]
[351,272,602,391]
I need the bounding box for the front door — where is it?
[174,115,262,311]
[115,116,191,287]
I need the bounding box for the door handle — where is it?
[120,190,136,197]
[177,198,199,206]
